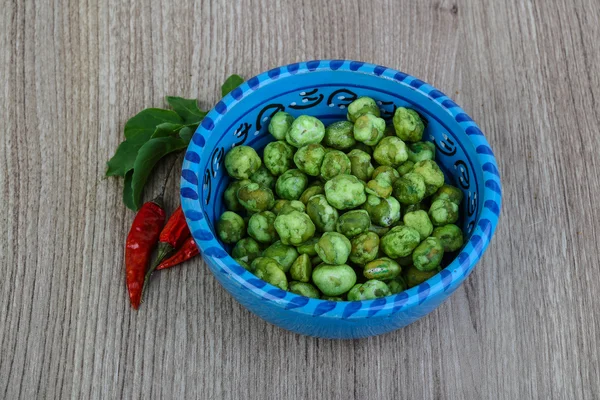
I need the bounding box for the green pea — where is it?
[252,257,288,290]
[324,174,367,210]
[263,140,295,176]
[293,144,326,176]
[412,160,445,196]
[237,182,275,212]
[336,210,371,238]
[362,195,401,227]
[295,236,320,256]
[392,107,424,142]
[306,194,339,232]
[223,179,251,212]
[403,210,434,241]
[299,183,325,205]
[320,150,351,180]
[373,136,409,167]
[268,111,294,140]
[347,96,381,122]
[231,237,262,263]
[349,232,379,264]
[396,161,414,176]
[216,211,246,244]
[353,114,386,146]
[224,145,262,179]
[276,169,308,200]
[312,264,357,296]
[262,240,299,272]
[288,281,320,298]
[372,166,400,184]
[278,200,306,215]
[347,149,374,182]
[347,280,391,300]
[234,258,251,270]
[289,254,313,282]
[363,257,402,280]
[412,237,444,271]
[315,232,352,265]
[249,165,276,190]
[429,199,459,226]
[392,172,426,205]
[431,184,464,205]
[286,115,326,148]
[386,276,406,294]
[432,224,464,252]
[380,225,421,258]
[323,121,356,150]
[273,210,316,246]
[247,211,278,244]
[408,141,435,163]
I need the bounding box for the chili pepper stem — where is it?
[141,242,174,302]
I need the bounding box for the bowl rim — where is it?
[180,59,502,320]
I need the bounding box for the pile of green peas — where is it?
[216,96,464,301]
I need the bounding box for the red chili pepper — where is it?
[156,236,199,270]
[125,195,166,309]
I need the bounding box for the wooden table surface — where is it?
[2,0,599,398]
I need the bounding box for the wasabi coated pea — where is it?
[392,172,426,205]
[311,255,323,266]
[396,254,413,267]
[383,124,396,137]
[324,174,367,210]
[349,231,379,264]
[288,281,320,298]
[365,175,393,198]
[412,160,445,196]
[353,114,386,146]
[274,211,316,246]
[276,169,308,200]
[263,140,295,176]
[315,232,352,265]
[252,257,288,290]
[363,257,402,280]
[278,200,306,215]
[362,195,401,227]
[237,182,275,212]
[268,111,294,140]
[403,210,433,241]
[347,149,374,182]
[393,107,424,142]
[320,150,351,180]
[432,184,464,205]
[408,141,435,163]
[372,166,400,184]
[290,254,313,282]
[286,115,325,148]
[250,165,276,190]
[347,96,381,122]
[404,265,437,288]
[368,223,390,236]
[432,224,464,252]
[224,145,262,179]
[321,296,343,301]
[231,237,262,263]
[336,210,371,238]
[404,202,427,214]
[386,276,406,294]
[373,136,409,167]
[306,195,339,232]
[294,144,326,176]
[271,199,288,215]
[412,236,444,271]
[312,264,357,296]
[323,121,356,150]
[350,142,374,155]
[299,183,325,204]
[234,258,251,270]
[347,280,391,300]
[396,161,415,176]
[216,211,246,244]
[223,179,251,212]
[262,241,299,272]
[429,199,459,226]
[295,236,320,256]
[380,225,421,258]
[247,211,278,243]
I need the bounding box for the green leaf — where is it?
[165,96,207,124]
[131,137,187,209]
[179,124,198,143]
[151,122,184,139]
[124,108,183,144]
[106,140,139,177]
[221,74,244,97]
[123,170,136,210]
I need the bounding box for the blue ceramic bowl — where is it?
[180,60,501,339]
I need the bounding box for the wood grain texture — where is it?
[1,0,599,398]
